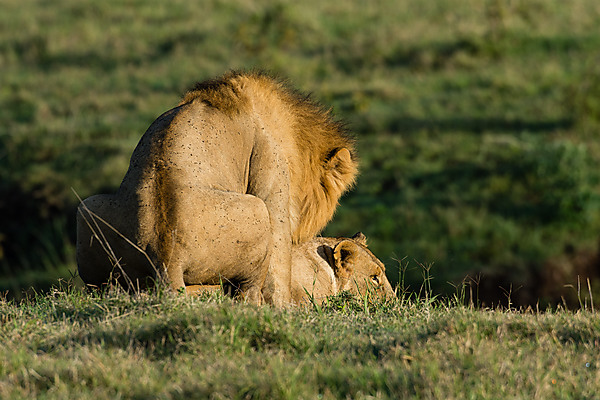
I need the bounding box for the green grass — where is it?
[1,286,599,399]
[3,0,600,306]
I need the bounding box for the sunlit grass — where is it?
[1,283,599,399]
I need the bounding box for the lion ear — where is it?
[327,148,355,173]
[351,232,367,246]
[332,239,357,280]
[322,147,358,198]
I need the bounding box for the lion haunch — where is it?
[76,71,358,306]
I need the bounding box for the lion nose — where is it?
[383,281,395,300]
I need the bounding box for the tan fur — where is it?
[290,233,394,305]
[76,71,358,306]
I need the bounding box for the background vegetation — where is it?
[2,287,599,399]
[2,0,600,306]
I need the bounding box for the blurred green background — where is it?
[2,0,600,307]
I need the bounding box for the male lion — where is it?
[76,71,358,306]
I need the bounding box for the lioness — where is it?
[184,232,394,305]
[290,232,394,305]
[77,71,358,306]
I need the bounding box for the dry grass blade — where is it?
[72,188,161,290]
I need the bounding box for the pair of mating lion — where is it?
[76,71,394,306]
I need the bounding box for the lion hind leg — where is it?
[162,189,271,304]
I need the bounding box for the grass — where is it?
[3,0,600,306]
[1,284,599,399]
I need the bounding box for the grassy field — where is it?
[2,0,600,306]
[1,287,599,399]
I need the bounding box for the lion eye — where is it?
[371,275,380,285]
